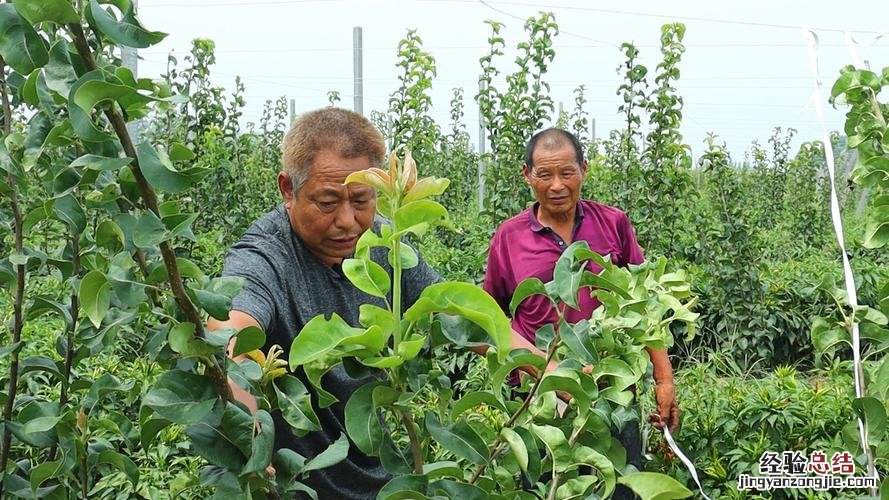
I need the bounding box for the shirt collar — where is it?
[528,201,584,233]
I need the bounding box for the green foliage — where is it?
[476,13,559,222]
[646,362,860,498]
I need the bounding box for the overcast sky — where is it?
[135,0,889,162]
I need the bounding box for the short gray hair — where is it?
[282,107,385,192]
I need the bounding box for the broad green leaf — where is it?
[617,472,693,500]
[168,322,218,359]
[22,415,61,434]
[275,375,321,436]
[393,199,449,234]
[12,0,79,24]
[853,397,887,445]
[537,370,591,411]
[427,479,488,500]
[500,427,528,475]
[231,326,265,357]
[79,270,111,327]
[136,141,194,193]
[301,433,349,474]
[0,4,48,74]
[132,210,167,248]
[242,410,274,476]
[28,459,65,492]
[560,319,597,364]
[509,277,549,316]
[95,219,125,253]
[289,313,361,368]
[424,413,488,465]
[186,402,252,472]
[378,475,429,500]
[344,382,384,455]
[811,316,848,355]
[403,177,450,204]
[70,153,132,171]
[396,334,425,361]
[404,282,511,361]
[86,0,166,48]
[83,373,134,410]
[342,256,391,298]
[143,370,219,425]
[96,450,139,486]
[52,193,86,233]
[451,391,507,419]
[529,424,573,472]
[572,445,615,497]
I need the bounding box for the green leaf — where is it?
[79,270,111,327]
[169,142,195,161]
[28,459,65,492]
[12,0,79,24]
[96,450,139,486]
[393,199,449,235]
[86,0,166,48]
[853,396,887,445]
[136,141,194,193]
[192,276,244,321]
[22,415,61,434]
[529,424,572,472]
[378,475,429,500]
[509,277,550,316]
[0,4,48,74]
[424,413,489,465]
[344,381,384,455]
[560,319,597,364]
[83,373,134,411]
[69,153,132,171]
[95,220,125,253]
[186,402,251,471]
[143,370,220,425]
[617,472,693,500]
[301,433,349,474]
[132,210,167,248]
[342,257,391,298]
[500,427,528,475]
[404,282,512,361]
[168,322,219,359]
[811,316,849,355]
[572,445,615,497]
[451,390,507,419]
[290,313,361,368]
[275,375,321,436]
[242,410,274,476]
[403,177,449,204]
[231,326,265,357]
[141,418,171,450]
[538,370,592,411]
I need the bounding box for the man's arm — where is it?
[469,331,559,378]
[646,346,679,432]
[210,310,264,414]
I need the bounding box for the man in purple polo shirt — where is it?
[483,128,679,486]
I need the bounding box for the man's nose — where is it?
[550,175,565,191]
[334,202,357,229]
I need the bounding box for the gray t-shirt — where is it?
[222,205,441,499]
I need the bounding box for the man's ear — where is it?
[581,160,588,176]
[522,164,532,185]
[278,172,294,207]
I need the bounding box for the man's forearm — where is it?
[228,355,259,414]
[469,331,559,378]
[645,346,674,385]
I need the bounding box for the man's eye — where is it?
[318,201,338,210]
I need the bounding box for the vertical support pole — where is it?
[591,117,597,142]
[289,98,296,125]
[122,0,140,143]
[477,80,486,210]
[353,26,363,115]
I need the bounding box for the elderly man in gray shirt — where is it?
[209,107,440,499]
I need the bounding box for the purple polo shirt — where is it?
[483,200,645,344]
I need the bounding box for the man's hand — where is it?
[649,382,679,432]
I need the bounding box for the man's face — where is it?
[278,149,377,266]
[523,143,586,218]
